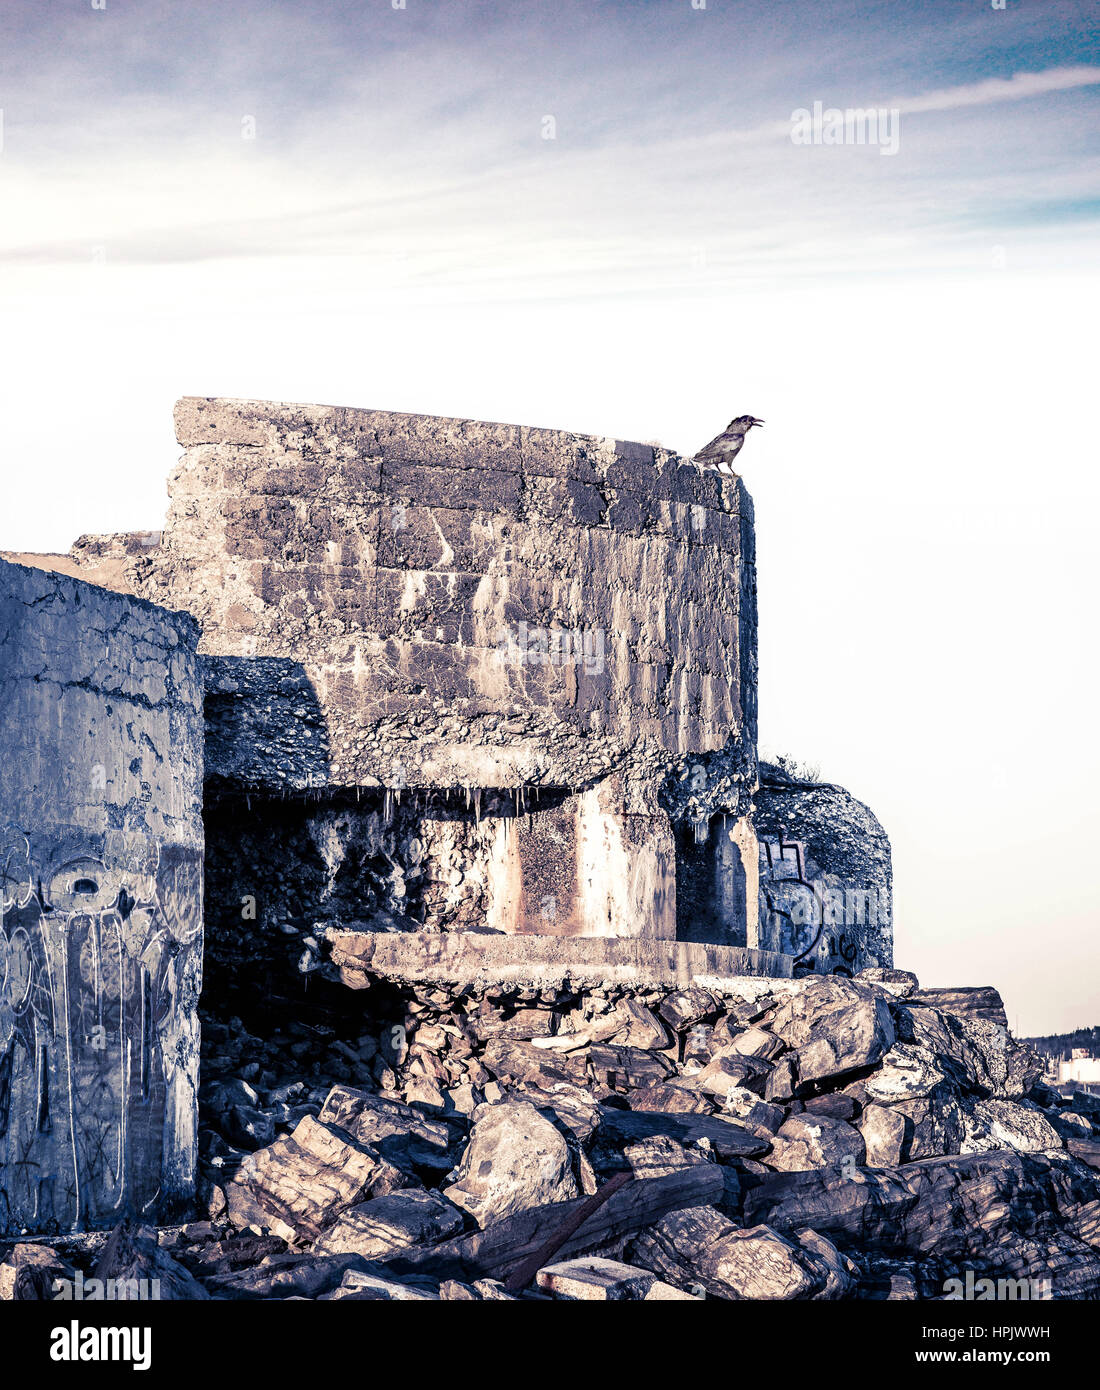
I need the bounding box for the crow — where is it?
[692,415,764,473]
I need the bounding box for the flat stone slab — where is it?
[326,929,793,990]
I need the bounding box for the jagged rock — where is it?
[621,1135,713,1180]
[590,1106,769,1164]
[525,1083,602,1141]
[910,986,1008,1029]
[1051,1110,1094,1141]
[897,1006,1041,1099]
[630,1206,843,1300]
[438,1278,518,1300]
[802,1093,861,1122]
[658,988,718,1032]
[225,1105,278,1150]
[769,978,896,1087]
[445,1084,479,1116]
[0,1243,76,1301]
[720,1086,785,1135]
[203,1078,261,1113]
[605,999,672,1050]
[1066,1137,1100,1170]
[861,1102,919,1166]
[744,1150,1100,1298]
[589,1044,675,1090]
[472,1006,557,1041]
[726,1026,785,1060]
[1065,1091,1100,1124]
[766,1114,865,1172]
[857,968,919,997]
[692,1051,772,1100]
[860,1257,924,1300]
[765,1057,798,1103]
[178,1232,287,1278]
[312,1189,465,1258]
[323,1268,440,1300]
[404,1077,447,1109]
[94,1222,210,1301]
[718,992,781,1033]
[382,1168,725,1285]
[318,1085,460,1173]
[481,1038,587,1089]
[210,1252,375,1299]
[864,1044,951,1104]
[225,1114,412,1242]
[796,1227,860,1298]
[859,1098,965,1166]
[443,1101,578,1227]
[960,1099,1063,1155]
[630,1079,714,1114]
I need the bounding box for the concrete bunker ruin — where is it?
[1,397,892,1230]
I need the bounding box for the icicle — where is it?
[473,788,482,825]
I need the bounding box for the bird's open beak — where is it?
[750,418,765,428]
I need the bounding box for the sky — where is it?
[0,0,1097,1034]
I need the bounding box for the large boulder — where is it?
[443,1101,578,1227]
[767,1114,866,1172]
[960,1099,1064,1156]
[859,1098,965,1166]
[864,1044,952,1104]
[768,978,896,1087]
[630,1206,854,1300]
[896,1006,1042,1099]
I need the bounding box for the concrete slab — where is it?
[326,928,793,991]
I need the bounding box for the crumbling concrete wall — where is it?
[753,761,892,974]
[106,398,755,792]
[0,558,204,1233]
[56,398,760,955]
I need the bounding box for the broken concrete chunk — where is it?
[536,1256,662,1301]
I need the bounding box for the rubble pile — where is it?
[8,968,1097,1302]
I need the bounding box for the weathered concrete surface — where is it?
[68,398,758,812]
[754,761,892,973]
[33,398,762,952]
[326,928,792,991]
[0,558,204,1232]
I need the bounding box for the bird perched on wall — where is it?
[692,415,764,473]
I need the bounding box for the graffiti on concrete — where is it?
[0,825,201,1233]
[758,833,885,975]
